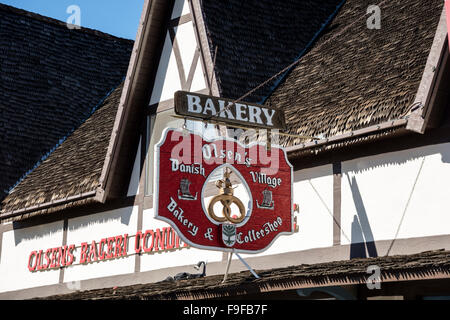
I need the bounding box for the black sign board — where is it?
[174,91,286,130]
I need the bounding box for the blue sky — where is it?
[0,0,145,40]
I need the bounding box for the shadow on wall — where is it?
[347,175,378,259]
[67,206,134,234]
[12,220,64,247]
[12,206,134,246]
[344,142,450,258]
[347,143,450,175]
[293,164,331,183]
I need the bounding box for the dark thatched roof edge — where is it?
[285,118,408,156]
[36,249,450,300]
[0,191,97,223]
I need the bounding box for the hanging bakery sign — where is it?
[154,128,293,253]
[174,91,286,130]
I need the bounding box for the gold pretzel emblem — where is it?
[207,168,246,224]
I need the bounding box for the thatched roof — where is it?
[0,3,133,220]
[202,0,444,145]
[0,84,124,220]
[0,0,446,221]
[201,0,346,104]
[0,3,133,201]
[268,0,444,146]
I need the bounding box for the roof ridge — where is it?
[0,2,134,43]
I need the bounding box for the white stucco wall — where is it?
[150,32,181,104]
[171,0,190,19]
[127,138,141,197]
[4,141,450,294]
[63,206,138,283]
[175,21,206,93]
[139,208,223,273]
[149,1,206,105]
[341,143,450,249]
[0,221,63,293]
[239,164,334,260]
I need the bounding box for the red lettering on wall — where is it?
[106,237,115,259]
[98,238,106,260]
[49,248,58,268]
[123,234,128,257]
[28,251,38,272]
[79,242,88,264]
[59,246,67,267]
[115,236,123,257]
[36,250,43,271]
[143,230,154,253]
[87,240,98,262]
[66,245,75,266]
[43,248,52,269]
[27,229,190,272]
[154,228,165,251]
[134,231,142,254]
[165,227,175,250]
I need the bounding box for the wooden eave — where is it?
[37,250,450,300]
[96,0,175,202]
[406,6,449,134]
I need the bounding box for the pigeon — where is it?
[161,261,207,282]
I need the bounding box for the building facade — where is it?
[1,0,450,300]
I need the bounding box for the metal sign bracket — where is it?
[222,249,260,283]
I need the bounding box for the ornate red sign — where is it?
[154,128,294,253]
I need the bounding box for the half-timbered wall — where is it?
[340,143,450,255]
[149,0,207,106]
[3,140,450,296]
